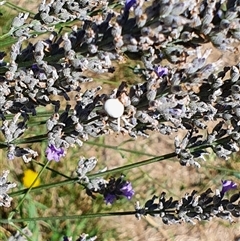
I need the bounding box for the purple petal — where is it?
[125,0,136,11]
[120,182,134,199]
[104,194,116,204]
[45,144,64,162]
[220,180,237,197]
[154,66,168,77]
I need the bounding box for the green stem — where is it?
[0,208,181,224]
[1,211,137,223]
[8,136,231,198]
[8,223,32,241]
[10,177,77,197]
[33,160,71,179]
[203,164,240,174]
[9,141,213,197]
[85,140,157,157]
[8,161,50,220]
[0,28,14,40]
[5,1,36,17]
[14,134,48,144]
[9,154,175,197]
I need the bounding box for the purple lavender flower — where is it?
[45,144,64,162]
[220,180,237,198]
[120,181,134,200]
[31,64,39,72]
[103,176,134,204]
[125,0,136,11]
[154,66,168,77]
[104,193,116,204]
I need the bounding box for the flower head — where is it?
[22,169,40,188]
[125,0,136,11]
[220,180,237,198]
[46,144,64,162]
[104,176,134,204]
[154,66,168,77]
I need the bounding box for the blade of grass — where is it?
[9,137,230,197]
[85,140,157,157]
[5,1,36,17]
[1,210,137,224]
[8,160,51,220]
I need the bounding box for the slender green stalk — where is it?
[85,140,157,157]
[5,1,36,17]
[9,142,212,197]
[0,211,137,224]
[0,28,15,41]
[8,136,230,198]
[4,110,55,121]
[8,161,50,220]
[10,177,77,197]
[8,223,32,241]
[33,160,71,179]
[14,134,48,145]
[0,209,179,224]
[9,153,176,197]
[203,164,240,174]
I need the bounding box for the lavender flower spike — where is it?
[0,170,17,207]
[220,180,237,198]
[46,144,65,162]
[125,0,136,11]
[154,66,168,78]
[120,181,135,200]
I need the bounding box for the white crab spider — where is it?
[104,98,124,132]
[104,98,133,132]
[104,98,124,118]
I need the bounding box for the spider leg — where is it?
[117,117,121,132]
[121,116,134,128]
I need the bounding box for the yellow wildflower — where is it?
[22,169,40,188]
